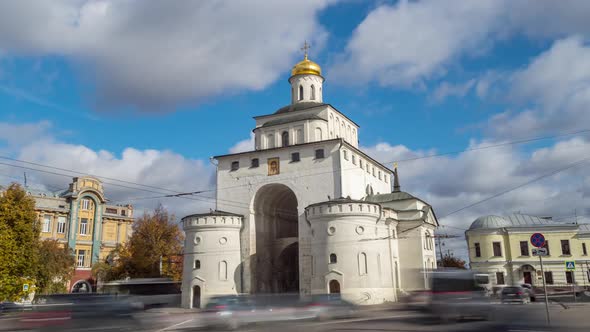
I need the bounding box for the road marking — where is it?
[314,313,415,326]
[156,318,194,332]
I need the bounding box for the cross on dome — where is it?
[301,41,311,60]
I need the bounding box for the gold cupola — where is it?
[291,54,322,77]
[290,41,322,77]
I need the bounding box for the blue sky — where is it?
[1,1,590,256]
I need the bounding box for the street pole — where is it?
[539,255,550,326]
[438,236,444,267]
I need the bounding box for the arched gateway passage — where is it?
[253,184,299,293]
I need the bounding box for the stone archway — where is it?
[329,280,341,294]
[252,183,299,293]
[71,280,92,293]
[192,286,201,309]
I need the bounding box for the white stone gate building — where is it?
[182,51,438,308]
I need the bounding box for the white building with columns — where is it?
[182,50,439,308]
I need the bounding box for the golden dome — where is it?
[291,54,322,77]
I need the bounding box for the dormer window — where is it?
[299,85,304,101]
[282,131,289,147]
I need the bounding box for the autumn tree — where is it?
[437,253,467,269]
[93,205,183,281]
[0,184,39,301]
[36,239,76,294]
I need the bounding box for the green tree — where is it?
[35,239,76,295]
[93,205,183,281]
[0,183,39,301]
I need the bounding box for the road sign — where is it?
[532,248,548,256]
[565,261,575,270]
[530,233,546,248]
[23,284,29,292]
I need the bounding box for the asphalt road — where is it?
[2,302,589,331]
[148,302,590,332]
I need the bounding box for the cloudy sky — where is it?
[1,0,590,258]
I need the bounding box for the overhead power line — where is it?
[439,156,590,220]
[383,128,590,165]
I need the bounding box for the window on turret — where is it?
[359,253,368,275]
[231,161,239,171]
[299,85,304,100]
[194,260,200,269]
[282,131,289,147]
[329,253,337,264]
[311,84,316,100]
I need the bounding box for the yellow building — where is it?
[29,176,134,292]
[465,214,590,289]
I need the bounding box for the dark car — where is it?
[501,286,530,304]
[520,284,536,302]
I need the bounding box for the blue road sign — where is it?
[531,233,545,248]
[565,261,575,270]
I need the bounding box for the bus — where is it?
[100,278,181,309]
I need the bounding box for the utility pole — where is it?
[434,234,460,268]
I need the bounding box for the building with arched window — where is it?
[25,176,134,292]
[181,47,438,308]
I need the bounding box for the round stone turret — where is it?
[305,198,397,304]
[181,211,243,309]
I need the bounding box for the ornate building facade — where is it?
[181,50,438,308]
[29,176,134,292]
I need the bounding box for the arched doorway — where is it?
[329,280,340,294]
[253,184,299,293]
[71,280,92,293]
[192,286,201,309]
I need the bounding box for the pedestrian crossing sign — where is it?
[565,261,575,270]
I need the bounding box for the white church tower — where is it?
[182,44,438,308]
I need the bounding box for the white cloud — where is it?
[0,0,331,111]
[330,0,502,88]
[0,120,52,148]
[229,134,255,154]
[0,120,215,220]
[362,137,590,258]
[488,36,590,137]
[331,0,590,89]
[431,79,476,103]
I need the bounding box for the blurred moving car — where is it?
[203,293,346,329]
[501,286,531,304]
[428,270,494,322]
[0,301,32,313]
[304,294,356,321]
[520,283,536,302]
[101,278,181,309]
[20,293,140,331]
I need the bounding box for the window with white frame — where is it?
[77,250,87,267]
[42,214,52,233]
[81,198,92,210]
[352,155,356,165]
[57,216,66,234]
[343,150,348,160]
[80,218,89,235]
